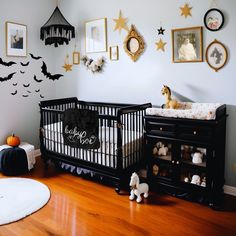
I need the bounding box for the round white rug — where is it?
[0,178,50,225]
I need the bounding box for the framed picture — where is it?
[73,52,80,65]
[172,26,203,63]
[85,18,107,53]
[5,21,27,57]
[204,8,224,31]
[206,39,227,72]
[109,46,119,61]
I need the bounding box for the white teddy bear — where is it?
[158,144,168,156]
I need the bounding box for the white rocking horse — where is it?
[129,172,149,203]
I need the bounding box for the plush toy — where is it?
[191,175,201,185]
[129,172,149,203]
[201,177,206,187]
[152,164,159,176]
[184,177,189,182]
[152,142,163,155]
[182,145,191,160]
[192,152,203,164]
[161,85,180,109]
[158,144,168,156]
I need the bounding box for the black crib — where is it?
[39,97,151,192]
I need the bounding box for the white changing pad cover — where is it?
[146,103,222,120]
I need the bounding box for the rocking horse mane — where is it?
[164,85,171,96]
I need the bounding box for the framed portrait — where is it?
[5,21,27,57]
[85,18,107,53]
[109,46,119,61]
[172,26,203,63]
[73,52,80,65]
[206,39,227,72]
[204,8,224,31]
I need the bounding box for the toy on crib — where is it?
[161,85,179,109]
[129,172,149,203]
[158,143,168,156]
[191,175,201,185]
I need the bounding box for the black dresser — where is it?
[144,105,227,209]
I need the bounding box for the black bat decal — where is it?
[40,94,45,98]
[41,61,63,80]
[22,94,29,97]
[0,58,16,67]
[35,89,40,93]
[20,70,25,74]
[13,83,18,86]
[11,90,17,95]
[23,83,30,87]
[0,72,16,82]
[33,75,43,83]
[27,90,31,93]
[21,61,30,66]
[29,53,42,60]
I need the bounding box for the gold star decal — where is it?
[156,39,167,52]
[62,54,73,72]
[113,10,129,33]
[180,3,192,18]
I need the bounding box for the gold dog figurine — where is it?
[161,85,179,109]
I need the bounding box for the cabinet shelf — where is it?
[181,159,206,168]
[153,154,172,162]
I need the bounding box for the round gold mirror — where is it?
[127,37,140,54]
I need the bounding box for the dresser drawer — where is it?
[178,125,212,141]
[145,120,176,137]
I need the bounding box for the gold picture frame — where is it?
[205,39,228,72]
[123,24,145,62]
[109,46,119,61]
[172,26,203,63]
[6,21,27,57]
[73,52,80,65]
[85,18,107,53]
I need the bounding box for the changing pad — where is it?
[146,102,222,120]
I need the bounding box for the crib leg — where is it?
[115,183,121,194]
[43,157,49,169]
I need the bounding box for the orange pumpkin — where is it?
[7,133,21,147]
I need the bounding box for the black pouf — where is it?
[0,147,28,176]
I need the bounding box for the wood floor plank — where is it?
[0,158,236,236]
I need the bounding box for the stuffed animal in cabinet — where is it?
[191,175,201,185]
[158,144,168,156]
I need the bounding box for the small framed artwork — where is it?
[206,39,228,72]
[85,18,107,53]
[204,8,224,31]
[109,46,119,61]
[5,21,27,57]
[172,26,203,63]
[73,52,80,65]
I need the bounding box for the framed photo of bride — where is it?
[172,26,203,63]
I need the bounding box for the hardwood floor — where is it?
[0,158,236,236]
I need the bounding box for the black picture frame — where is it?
[204,8,224,31]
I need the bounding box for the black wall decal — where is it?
[0,72,16,82]
[33,75,43,83]
[11,90,17,95]
[35,89,40,93]
[20,61,30,66]
[13,83,17,86]
[40,94,44,98]
[22,94,29,97]
[27,90,31,94]
[20,71,25,74]
[29,53,42,60]
[41,61,63,80]
[23,83,30,87]
[0,58,17,67]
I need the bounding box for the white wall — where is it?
[0,0,56,147]
[55,0,236,186]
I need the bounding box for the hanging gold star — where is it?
[113,10,129,33]
[156,39,167,52]
[180,3,192,18]
[62,54,72,72]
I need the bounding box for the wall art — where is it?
[0,58,16,67]
[20,61,29,66]
[123,25,145,62]
[156,39,167,52]
[62,54,73,72]
[204,8,224,31]
[109,46,119,61]
[0,72,16,82]
[180,3,192,18]
[113,10,129,34]
[85,18,107,53]
[157,27,165,35]
[29,53,42,60]
[81,56,105,73]
[6,22,27,57]
[205,39,228,72]
[172,26,203,63]
[41,61,63,80]
[73,52,80,65]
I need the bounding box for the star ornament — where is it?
[62,63,72,72]
[113,10,129,33]
[158,27,165,35]
[156,39,167,52]
[180,3,192,18]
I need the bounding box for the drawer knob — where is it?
[176,161,179,165]
[172,160,175,164]
[193,131,197,135]
[160,127,163,131]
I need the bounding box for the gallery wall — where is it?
[54,0,236,187]
[0,0,56,146]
